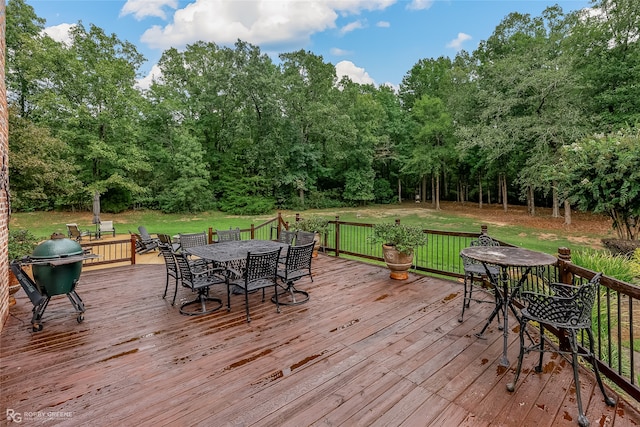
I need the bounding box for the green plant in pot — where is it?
[291,217,329,257]
[369,223,428,280]
[7,229,40,305]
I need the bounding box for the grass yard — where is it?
[10,201,615,256]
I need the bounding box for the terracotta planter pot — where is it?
[382,244,414,280]
[312,232,320,258]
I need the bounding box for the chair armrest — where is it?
[549,282,578,298]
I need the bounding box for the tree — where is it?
[570,0,640,130]
[5,0,45,117]
[402,95,455,210]
[459,7,583,214]
[8,107,82,211]
[560,128,640,240]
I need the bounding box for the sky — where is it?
[28,0,592,90]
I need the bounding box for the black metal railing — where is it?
[316,215,639,404]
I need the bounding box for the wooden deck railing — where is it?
[77,213,639,403]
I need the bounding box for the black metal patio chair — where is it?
[174,251,226,316]
[226,248,282,322]
[273,241,314,306]
[506,272,616,427]
[458,234,500,323]
[216,227,241,242]
[294,230,316,246]
[159,243,180,305]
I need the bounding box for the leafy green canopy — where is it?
[560,128,640,240]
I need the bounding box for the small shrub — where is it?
[572,248,636,283]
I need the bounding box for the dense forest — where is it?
[5,0,640,239]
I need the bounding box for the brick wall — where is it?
[0,1,8,331]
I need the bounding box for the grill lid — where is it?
[31,232,83,259]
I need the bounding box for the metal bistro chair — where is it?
[273,242,314,306]
[277,229,297,245]
[295,230,316,246]
[226,248,282,323]
[159,243,180,305]
[174,251,226,316]
[178,232,208,250]
[216,227,241,242]
[506,273,615,427]
[458,234,500,323]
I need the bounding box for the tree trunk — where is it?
[552,183,559,218]
[431,175,436,208]
[421,176,427,205]
[397,178,402,204]
[478,177,483,209]
[435,174,441,210]
[527,186,535,216]
[564,200,572,225]
[299,188,305,206]
[500,174,508,212]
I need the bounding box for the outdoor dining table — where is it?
[459,246,557,367]
[184,239,288,279]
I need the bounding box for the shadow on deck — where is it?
[2,255,639,426]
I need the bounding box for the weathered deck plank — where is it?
[1,254,638,426]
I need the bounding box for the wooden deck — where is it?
[2,254,639,426]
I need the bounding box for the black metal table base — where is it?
[271,285,309,306]
[179,294,223,316]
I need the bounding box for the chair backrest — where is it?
[282,242,314,279]
[244,249,281,287]
[462,234,500,268]
[158,244,178,277]
[216,228,241,242]
[173,251,195,288]
[526,273,602,329]
[277,229,296,245]
[295,231,316,246]
[100,221,114,232]
[138,226,155,241]
[66,223,80,238]
[157,233,173,245]
[179,232,208,249]
[471,234,500,248]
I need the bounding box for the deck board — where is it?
[1,254,638,426]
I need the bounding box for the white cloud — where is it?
[376,21,391,28]
[136,64,163,91]
[446,32,472,50]
[42,23,75,46]
[330,48,351,56]
[139,0,396,51]
[121,0,178,20]
[335,60,375,85]
[406,0,434,11]
[340,20,365,35]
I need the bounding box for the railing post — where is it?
[277,212,283,237]
[335,215,340,257]
[208,227,213,244]
[250,224,255,240]
[130,234,136,265]
[481,225,488,235]
[395,218,400,225]
[296,213,300,223]
[557,247,573,285]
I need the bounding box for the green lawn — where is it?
[10,202,614,256]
